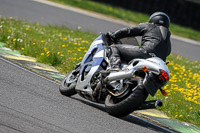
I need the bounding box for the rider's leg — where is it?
[109,45,121,70]
[115,44,151,62]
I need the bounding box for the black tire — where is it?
[105,77,148,117]
[59,71,77,96]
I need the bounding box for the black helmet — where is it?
[149,12,170,28]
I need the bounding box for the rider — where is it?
[106,12,171,70]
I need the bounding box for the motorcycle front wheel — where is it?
[105,77,148,117]
[59,71,77,96]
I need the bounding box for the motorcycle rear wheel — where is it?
[105,77,148,117]
[59,71,77,96]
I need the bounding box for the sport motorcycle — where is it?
[59,34,169,117]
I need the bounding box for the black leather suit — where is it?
[110,23,171,63]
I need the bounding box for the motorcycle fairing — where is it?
[128,57,169,96]
[76,35,107,95]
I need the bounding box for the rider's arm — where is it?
[111,23,147,40]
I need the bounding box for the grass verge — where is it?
[0,17,200,127]
[50,0,200,42]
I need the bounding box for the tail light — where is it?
[159,69,169,82]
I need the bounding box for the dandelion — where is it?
[179,115,183,117]
[46,51,50,55]
[8,29,12,33]
[62,44,66,47]
[9,17,13,20]
[79,57,83,60]
[13,38,16,42]
[21,48,24,50]
[41,40,45,43]
[41,53,44,56]
[26,27,29,31]
[67,50,72,53]
[189,107,193,110]
[60,54,64,57]
[84,50,87,53]
[57,52,60,55]
[62,37,67,40]
[32,43,36,45]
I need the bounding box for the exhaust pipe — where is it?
[93,69,135,97]
[136,100,163,110]
[106,69,135,81]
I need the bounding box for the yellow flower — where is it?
[46,51,50,55]
[9,17,13,20]
[79,57,83,60]
[13,38,16,42]
[60,54,64,57]
[62,44,66,47]
[32,43,36,45]
[41,53,44,56]
[25,27,29,31]
[41,40,45,43]
[8,29,12,33]
[67,50,72,53]
[189,107,193,110]
[21,48,24,50]
[62,37,67,40]
[179,115,183,117]
[57,52,60,55]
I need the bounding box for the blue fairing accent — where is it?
[80,35,105,74]
[92,57,104,66]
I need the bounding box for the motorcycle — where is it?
[59,34,169,117]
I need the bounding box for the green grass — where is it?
[50,0,200,42]
[0,17,96,73]
[0,17,200,127]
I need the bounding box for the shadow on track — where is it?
[70,96,174,133]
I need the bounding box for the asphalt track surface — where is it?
[0,0,197,132]
[0,0,200,61]
[0,57,175,133]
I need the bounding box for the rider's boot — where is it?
[109,46,121,71]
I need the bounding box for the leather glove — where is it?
[106,32,117,45]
